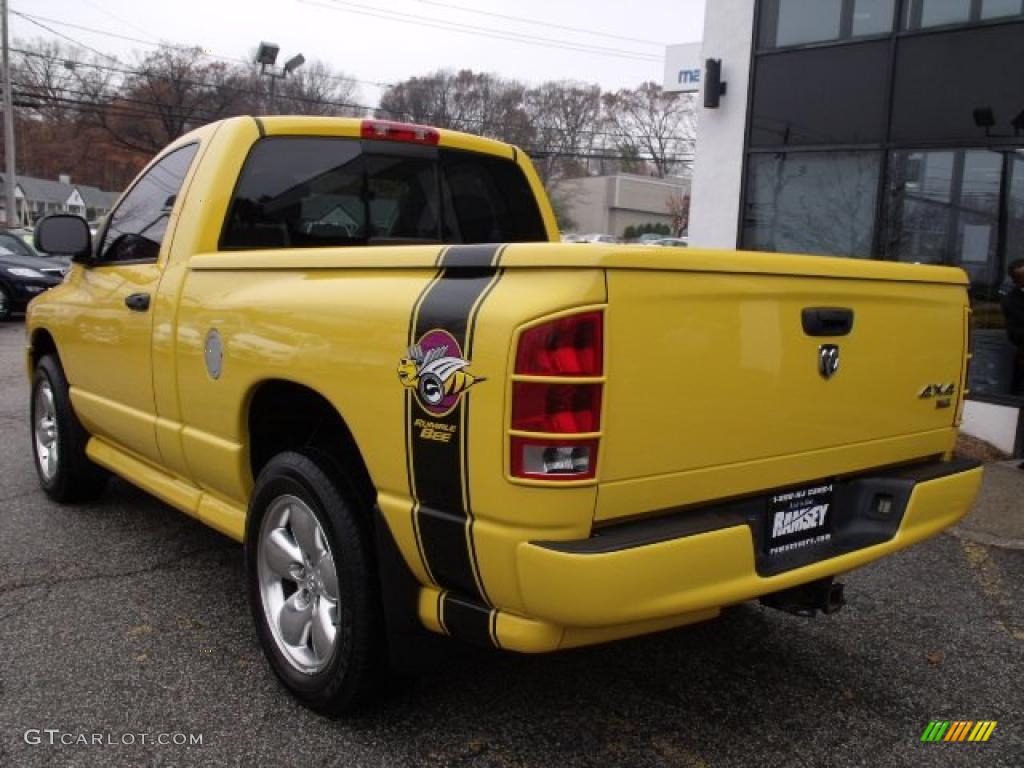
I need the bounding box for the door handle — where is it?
[802,307,854,337]
[125,292,151,312]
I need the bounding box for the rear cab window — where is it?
[220,137,547,249]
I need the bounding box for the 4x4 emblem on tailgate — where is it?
[818,344,840,380]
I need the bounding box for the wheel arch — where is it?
[244,379,376,515]
[29,327,60,372]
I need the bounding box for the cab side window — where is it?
[98,143,199,264]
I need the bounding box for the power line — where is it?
[10,9,120,64]
[12,90,225,124]
[9,9,392,91]
[14,48,692,146]
[10,17,691,153]
[414,0,668,48]
[300,0,663,62]
[17,88,693,165]
[77,0,160,42]
[13,48,372,115]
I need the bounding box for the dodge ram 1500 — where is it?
[28,116,983,712]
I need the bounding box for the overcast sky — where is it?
[14,0,705,105]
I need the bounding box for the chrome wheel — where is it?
[33,380,59,482]
[257,495,340,674]
[0,287,9,318]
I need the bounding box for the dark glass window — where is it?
[221,137,546,249]
[982,0,1024,18]
[904,0,1023,27]
[742,151,881,257]
[1008,153,1024,266]
[0,231,38,259]
[969,151,1024,397]
[884,148,1002,281]
[891,22,1024,144]
[852,0,898,34]
[98,143,198,263]
[775,0,842,46]
[904,0,971,28]
[759,0,894,48]
[751,41,890,146]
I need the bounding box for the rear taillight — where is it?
[515,310,603,376]
[511,382,602,433]
[510,437,599,481]
[361,119,440,145]
[510,310,604,481]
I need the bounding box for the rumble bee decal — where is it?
[398,329,485,415]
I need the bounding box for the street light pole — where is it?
[1,0,17,229]
[255,42,303,116]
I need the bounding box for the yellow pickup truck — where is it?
[28,116,983,713]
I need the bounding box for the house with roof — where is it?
[0,173,120,227]
[77,184,120,221]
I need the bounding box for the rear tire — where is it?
[245,451,384,714]
[31,355,109,502]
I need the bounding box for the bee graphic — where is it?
[397,341,485,410]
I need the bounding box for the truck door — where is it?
[61,144,199,466]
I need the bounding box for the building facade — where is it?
[555,173,690,238]
[689,0,1024,456]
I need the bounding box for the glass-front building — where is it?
[739,0,1024,403]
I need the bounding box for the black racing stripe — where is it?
[408,244,503,601]
[441,593,494,648]
[406,261,446,585]
[417,507,479,596]
[460,258,505,604]
[440,243,503,269]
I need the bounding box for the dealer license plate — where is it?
[765,481,834,557]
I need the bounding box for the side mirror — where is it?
[34,214,93,263]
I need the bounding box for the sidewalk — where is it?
[953,461,1024,550]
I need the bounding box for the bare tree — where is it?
[666,191,691,236]
[377,69,533,146]
[7,39,144,190]
[11,39,97,122]
[603,82,695,178]
[84,47,253,155]
[273,60,363,116]
[524,80,601,184]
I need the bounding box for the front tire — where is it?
[245,451,383,714]
[31,355,109,502]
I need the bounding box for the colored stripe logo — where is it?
[920,721,997,742]
[405,244,505,646]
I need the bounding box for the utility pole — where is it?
[1,0,17,229]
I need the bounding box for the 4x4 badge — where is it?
[919,383,956,398]
[818,344,840,380]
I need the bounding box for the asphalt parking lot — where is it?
[0,319,1021,768]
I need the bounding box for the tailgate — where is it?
[599,267,968,520]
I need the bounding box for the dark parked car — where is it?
[0,230,43,259]
[0,246,66,320]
